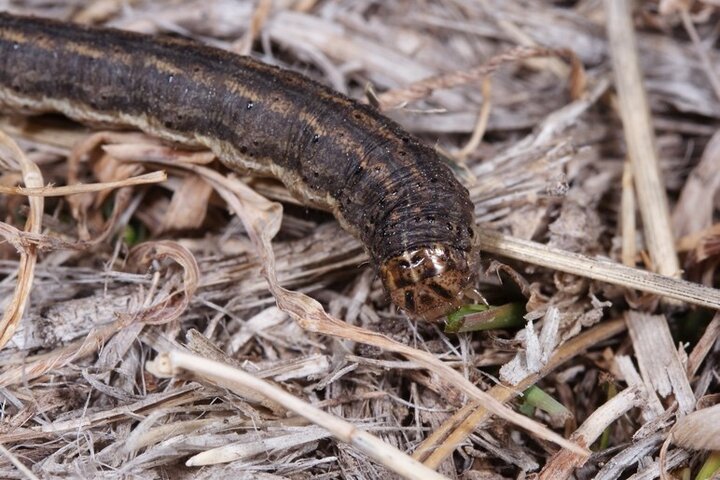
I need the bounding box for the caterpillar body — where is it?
[0,12,478,320]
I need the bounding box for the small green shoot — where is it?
[445,302,525,333]
[696,451,720,480]
[521,385,572,423]
[597,381,618,451]
[123,222,147,246]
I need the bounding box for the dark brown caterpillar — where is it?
[0,12,478,320]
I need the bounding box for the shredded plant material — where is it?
[0,1,718,479]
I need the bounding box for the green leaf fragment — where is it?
[521,385,572,422]
[445,302,525,333]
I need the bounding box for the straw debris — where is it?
[0,1,719,479]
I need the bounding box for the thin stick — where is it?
[376,46,575,109]
[150,351,450,480]
[234,0,273,55]
[686,312,720,378]
[605,0,680,278]
[0,171,167,197]
[478,230,720,310]
[456,77,492,161]
[538,386,643,479]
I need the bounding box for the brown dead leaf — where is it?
[66,132,154,239]
[670,403,720,450]
[126,240,200,325]
[160,175,213,232]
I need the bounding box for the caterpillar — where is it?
[0,12,478,320]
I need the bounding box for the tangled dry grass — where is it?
[0,0,719,479]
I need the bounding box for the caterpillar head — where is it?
[379,243,477,321]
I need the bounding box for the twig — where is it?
[605,0,680,278]
[478,230,720,309]
[455,76,492,161]
[539,386,643,479]
[149,350,450,480]
[234,0,273,55]
[686,312,720,377]
[0,171,167,197]
[376,46,578,109]
[626,311,695,415]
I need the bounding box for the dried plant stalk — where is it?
[626,311,695,415]
[149,350,451,480]
[539,386,644,479]
[478,230,720,309]
[0,171,166,197]
[0,131,43,349]
[605,0,680,278]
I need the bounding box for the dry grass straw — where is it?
[606,0,680,278]
[0,131,42,349]
[376,46,583,110]
[478,229,720,309]
[148,350,450,479]
[0,1,719,479]
[539,386,644,479]
[0,171,166,197]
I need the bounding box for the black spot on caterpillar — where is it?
[0,12,478,320]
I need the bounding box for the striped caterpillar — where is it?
[0,12,479,320]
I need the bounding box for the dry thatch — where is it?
[0,0,719,479]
